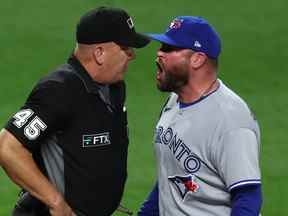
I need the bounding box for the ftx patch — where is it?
[82,132,111,147]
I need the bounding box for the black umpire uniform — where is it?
[5,55,128,215]
[3,6,149,216]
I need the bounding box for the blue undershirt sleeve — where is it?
[231,184,262,216]
[138,182,159,216]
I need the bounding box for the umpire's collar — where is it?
[68,54,101,94]
[68,54,114,112]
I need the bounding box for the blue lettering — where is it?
[162,127,173,145]
[168,134,182,154]
[175,143,190,161]
[156,125,201,173]
[184,155,201,173]
[155,126,163,144]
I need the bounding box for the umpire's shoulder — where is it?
[35,63,83,92]
[25,63,85,106]
[39,63,80,85]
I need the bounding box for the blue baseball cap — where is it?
[146,16,221,59]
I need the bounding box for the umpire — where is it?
[0,6,149,216]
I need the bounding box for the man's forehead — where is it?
[93,41,118,49]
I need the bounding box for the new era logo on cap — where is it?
[194,40,202,48]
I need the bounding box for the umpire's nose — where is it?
[126,47,135,61]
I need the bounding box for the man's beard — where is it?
[157,69,188,92]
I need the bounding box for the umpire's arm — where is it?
[0,129,74,216]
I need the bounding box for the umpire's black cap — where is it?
[76,6,150,48]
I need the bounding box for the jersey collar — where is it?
[68,55,115,112]
[179,81,220,109]
[68,54,102,94]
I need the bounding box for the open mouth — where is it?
[156,61,163,73]
[156,60,164,81]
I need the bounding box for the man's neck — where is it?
[177,77,219,104]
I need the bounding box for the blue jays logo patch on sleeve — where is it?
[82,132,111,147]
[168,174,199,199]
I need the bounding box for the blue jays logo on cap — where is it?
[168,174,200,199]
[146,16,221,59]
[168,18,183,30]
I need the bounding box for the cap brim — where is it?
[145,33,188,48]
[145,33,186,48]
[118,33,150,48]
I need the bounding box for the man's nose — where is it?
[126,48,135,60]
[157,49,165,58]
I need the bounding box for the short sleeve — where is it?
[5,81,72,151]
[215,128,261,191]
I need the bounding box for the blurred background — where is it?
[0,0,287,215]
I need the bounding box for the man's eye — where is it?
[160,44,181,52]
[120,46,130,51]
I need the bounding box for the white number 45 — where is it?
[13,109,47,140]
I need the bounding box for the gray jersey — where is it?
[154,80,261,216]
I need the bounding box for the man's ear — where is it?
[190,52,207,69]
[93,46,104,65]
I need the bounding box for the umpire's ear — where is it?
[93,46,104,65]
[189,52,207,69]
